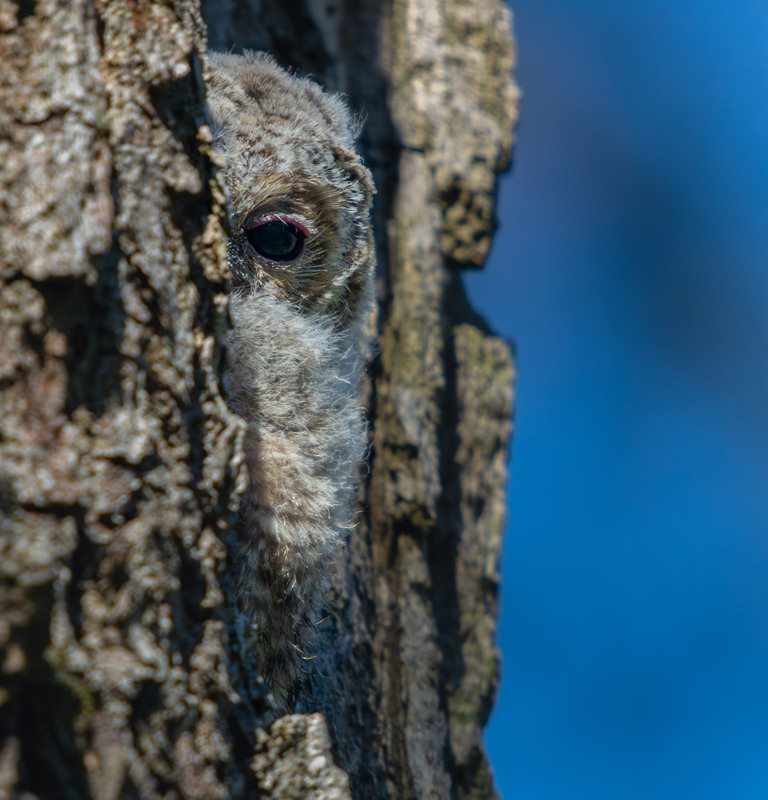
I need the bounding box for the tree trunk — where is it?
[0,1,518,798]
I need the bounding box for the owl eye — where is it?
[245,219,307,262]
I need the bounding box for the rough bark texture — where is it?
[0,0,518,798]
[0,2,253,797]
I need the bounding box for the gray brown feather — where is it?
[206,51,375,709]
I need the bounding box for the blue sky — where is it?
[465,2,768,797]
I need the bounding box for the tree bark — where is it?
[0,1,518,798]
[0,2,253,797]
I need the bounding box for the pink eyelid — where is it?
[244,215,312,239]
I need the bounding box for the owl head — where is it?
[206,51,375,327]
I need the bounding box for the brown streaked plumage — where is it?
[206,51,375,710]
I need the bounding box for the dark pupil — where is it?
[246,220,304,261]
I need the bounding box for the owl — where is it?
[206,52,376,707]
